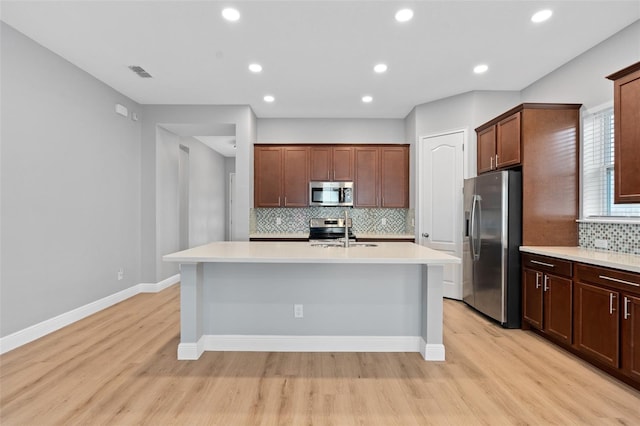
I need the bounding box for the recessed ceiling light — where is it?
[249,63,262,73]
[374,63,388,73]
[395,9,414,22]
[362,95,373,103]
[222,8,240,22]
[473,64,489,74]
[531,9,552,23]
[264,95,275,103]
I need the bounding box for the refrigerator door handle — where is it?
[470,195,481,261]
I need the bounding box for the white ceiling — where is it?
[1,1,639,119]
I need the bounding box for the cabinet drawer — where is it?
[575,263,640,295]
[522,254,572,277]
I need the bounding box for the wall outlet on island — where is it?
[294,304,303,318]
[117,267,124,281]
[594,239,609,250]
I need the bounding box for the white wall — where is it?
[521,20,640,109]
[0,23,142,336]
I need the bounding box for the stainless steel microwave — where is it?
[309,181,354,207]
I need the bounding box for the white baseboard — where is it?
[200,335,423,355]
[420,339,446,361]
[177,336,206,360]
[0,274,180,355]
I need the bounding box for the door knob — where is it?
[422,233,429,238]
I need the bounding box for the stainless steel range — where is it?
[308,217,355,241]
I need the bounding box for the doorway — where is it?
[418,130,465,300]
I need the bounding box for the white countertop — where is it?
[164,241,460,265]
[249,233,415,240]
[520,246,640,274]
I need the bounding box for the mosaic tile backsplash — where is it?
[252,207,413,235]
[578,222,640,255]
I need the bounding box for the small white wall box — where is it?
[115,104,128,117]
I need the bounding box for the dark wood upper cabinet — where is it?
[380,146,409,208]
[607,61,640,203]
[496,112,521,168]
[254,146,308,207]
[282,146,309,207]
[309,146,354,182]
[254,146,284,207]
[477,126,496,174]
[354,147,379,207]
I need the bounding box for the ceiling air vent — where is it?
[128,65,152,78]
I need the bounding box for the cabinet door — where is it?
[523,268,544,329]
[380,146,409,208]
[332,146,354,181]
[354,147,379,207]
[613,67,640,203]
[254,147,283,207]
[477,126,496,174]
[496,113,521,168]
[622,294,640,381]
[544,274,572,344]
[309,146,331,181]
[575,282,620,368]
[283,147,309,207]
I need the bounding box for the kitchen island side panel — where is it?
[202,263,422,336]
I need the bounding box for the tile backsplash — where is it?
[578,222,640,255]
[251,207,414,235]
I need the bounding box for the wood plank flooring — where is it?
[1,284,639,425]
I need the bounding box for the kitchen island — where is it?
[163,241,460,361]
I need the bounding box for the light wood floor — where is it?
[2,285,639,425]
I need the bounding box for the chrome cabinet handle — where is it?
[490,156,493,170]
[531,260,555,268]
[609,293,616,314]
[543,275,549,292]
[495,154,499,166]
[535,272,541,289]
[598,275,640,287]
[624,297,631,320]
[278,196,281,206]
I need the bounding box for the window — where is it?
[582,106,640,218]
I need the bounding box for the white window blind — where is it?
[582,107,640,218]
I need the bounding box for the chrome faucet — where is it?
[343,209,350,248]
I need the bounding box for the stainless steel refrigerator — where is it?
[463,170,522,328]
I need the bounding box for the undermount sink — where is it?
[309,243,378,248]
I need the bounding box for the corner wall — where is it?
[0,23,142,337]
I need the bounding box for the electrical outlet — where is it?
[276,217,282,225]
[294,304,303,318]
[117,267,124,281]
[594,239,609,250]
[381,217,387,226]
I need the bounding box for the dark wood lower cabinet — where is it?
[522,254,640,391]
[574,282,620,368]
[544,275,573,344]
[622,294,640,381]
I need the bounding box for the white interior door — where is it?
[419,131,464,300]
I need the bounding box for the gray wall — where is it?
[257,118,405,143]
[521,20,640,110]
[140,105,255,283]
[155,130,227,279]
[0,23,142,336]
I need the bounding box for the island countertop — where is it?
[163,241,460,265]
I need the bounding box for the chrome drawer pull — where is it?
[531,260,555,268]
[598,275,640,287]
